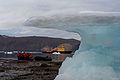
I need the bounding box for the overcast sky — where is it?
[1,0,120,27]
[0,0,120,40]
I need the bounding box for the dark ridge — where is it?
[0,35,80,52]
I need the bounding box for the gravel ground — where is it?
[0,59,62,80]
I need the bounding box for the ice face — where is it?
[55,49,120,80]
[53,18,120,80]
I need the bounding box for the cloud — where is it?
[0,0,120,40]
[0,0,120,27]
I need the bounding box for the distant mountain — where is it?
[0,35,80,52]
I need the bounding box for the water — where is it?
[25,13,120,80]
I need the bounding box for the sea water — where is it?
[52,15,120,80]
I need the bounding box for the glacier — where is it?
[25,13,120,80]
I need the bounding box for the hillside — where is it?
[0,35,80,52]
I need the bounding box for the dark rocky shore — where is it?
[0,59,61,80]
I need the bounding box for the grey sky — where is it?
[0,0,120,40]
[0,0,120,26]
